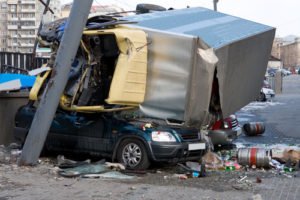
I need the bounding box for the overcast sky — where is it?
[60,0,300,37]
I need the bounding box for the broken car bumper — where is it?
[208,126,242,146]
[148,141,206,162]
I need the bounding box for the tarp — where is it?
[0,73,36,92]
[125,7,275,127]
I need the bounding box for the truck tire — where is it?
[117,139,150,170]
[136,4,166,14]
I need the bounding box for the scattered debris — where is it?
[238,176,247,182]
[172,174,188,180]
[252,194,263,200]
[129,186,137,190]
[202,151,223,170]
[105,162,125,171]
[272,148,300,164]
[58,163,109,177]
[55,155,134,179]
[186,161,202,172]
[232,181,252,191]
[57,155,91,168]
[82,171,135,180]
[0,144,22,164]
[256,177,262,183]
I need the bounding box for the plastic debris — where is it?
[82,171,135,180]
[270,159,283,170]
[58,163,109,177]
[202,151,223,169]
[104,162,125,171]
[281,149,300,164]
[225,161,236,171]
[177,162,206,178]
[172,174,188,180]
[271,147,300,164]
[283,166,295,172]
[57,155,91,169]
[186,161,202,172]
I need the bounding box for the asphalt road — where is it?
[236,74,300,146]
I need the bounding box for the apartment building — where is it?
[0,0,60,53]
[0,0,8,52]
[280,38,300,69]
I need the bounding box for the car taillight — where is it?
[223,119,232,129]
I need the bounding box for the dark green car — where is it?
[14,105,207,170]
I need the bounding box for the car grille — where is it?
[179,132,200,141]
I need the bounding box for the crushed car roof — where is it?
[125,7,274,48]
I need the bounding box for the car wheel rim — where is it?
[122,143,142,168]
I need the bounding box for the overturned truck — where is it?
[15,7,275,169]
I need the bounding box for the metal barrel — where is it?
[237,148,271,168]
[243,122,265,136]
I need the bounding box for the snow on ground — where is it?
[235,142,300,149]
[240,101,284,112]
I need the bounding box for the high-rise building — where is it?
[0,0,61,53]
[0,0,8,52]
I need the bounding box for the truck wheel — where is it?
[136,4,166,14]
[117,139,150,170]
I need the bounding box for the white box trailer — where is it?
[125,7,275,127]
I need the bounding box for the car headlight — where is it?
[151,131,176,142]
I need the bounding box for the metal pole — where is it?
[31,0,51,69]
[38,0,55,14]
[19,0,93,166]
[213,0,219,11]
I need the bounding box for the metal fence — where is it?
[0,52,48,74]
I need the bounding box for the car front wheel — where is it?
[117,139,150,170]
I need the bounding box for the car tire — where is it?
[117,139,150,170]
[136,4,166,14]
[258,92,266,102]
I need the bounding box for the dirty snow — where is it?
[240,101,284,112]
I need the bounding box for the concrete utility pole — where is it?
[213,0,219,11]
[19,0,93,166]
